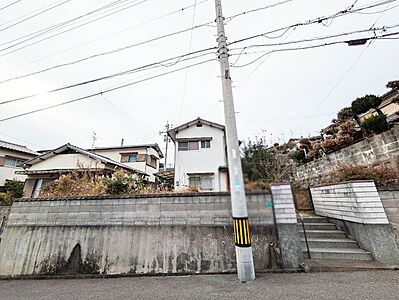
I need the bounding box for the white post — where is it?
[214,0,255,282]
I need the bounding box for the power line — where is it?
[229,24,399,67]
[227,0,398,47]
[0,0,210,77]
[0,19,215,84]
[1,0,393,85]
[0,0,21,12]
[0,0,148,55]
[0,59,216,123]
[178,0,198,122]
[225,0,295,23]
[0,0,131,47]
[0,0,72,33]
[230,31,399,68]
[0,48,216,106]
[299,2,395,130]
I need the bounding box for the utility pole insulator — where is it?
[214,0,255,283]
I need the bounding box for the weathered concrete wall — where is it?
[329,219,399,265]
[293,126,399,184]
[0,192,279,277]
[378,187,399,246]
[0,205,10,237]
[310,181,389,224]
[310,181,399,265]
[271,184,303,269]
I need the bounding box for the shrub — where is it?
[351,94,382,115]
[4,179,24,199]
[337,107,354,122]
[360,113,388,134]
[291,150,306,162]
[103,170,145,195]
[41,170,107,198]
[0,192,12,205]
[328,164,399,187]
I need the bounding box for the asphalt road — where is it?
[1,271,398,300]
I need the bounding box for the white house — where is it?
[168,118,229,192]
[0,140,39,190]
[92,144,163,183]
[18,144,147,198]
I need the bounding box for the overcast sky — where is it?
[0,0,398,164]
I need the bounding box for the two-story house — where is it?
[18,143,147,198]
[92,144,163,183]
[168,118,229,192]
[0,140,39,191]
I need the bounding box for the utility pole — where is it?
[91,131,97,150]
[159,122,172,170]
[214,0,255,282]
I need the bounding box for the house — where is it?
[0,140,39,191]
[92,144,163,183]
[358,80,399,123]
[17,143,147,198]
[168,118,229,192]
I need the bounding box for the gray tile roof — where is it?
[0,140,39,156]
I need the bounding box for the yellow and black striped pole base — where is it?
[233,217,251,248]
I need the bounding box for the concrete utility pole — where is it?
[159,122,171,170]
[214,0,255,282]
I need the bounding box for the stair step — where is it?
[297,223,337,230]
[297,216,329,224]
[301,238,359,249]
[303,248,373,261]
[299,230,347,239]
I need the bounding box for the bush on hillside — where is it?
[360,114,388,134]
[351,95,382,115]
[327,164,399,187]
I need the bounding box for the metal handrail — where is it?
[296,210,311,259]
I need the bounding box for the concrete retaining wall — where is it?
[310,181,399,265]
[0,192,282,277]
[293,126,399,185]
[378,188,399,246]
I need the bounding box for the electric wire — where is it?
[2,0,394,84]
[0,19,215,84]
[229,24,399,67]
[299,3,394,130]
[227,0,398,47]
[0,0,21,12]
[178,0,198,122]
[0,48,217,105]
[229,31,399,68]
[0,0,72,34]
[0,0,147,54]
[0,59,216,123]
[0,0,210,77]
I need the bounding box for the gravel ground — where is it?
[1,271,398,300]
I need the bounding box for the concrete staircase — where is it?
[298,216,373,261]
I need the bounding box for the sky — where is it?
[0,0,398,165]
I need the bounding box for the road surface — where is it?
[1,271,398,299]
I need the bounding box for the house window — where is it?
[189,141,199,150]
[201,140,211,149]
[189,174,214,191]
[146,155,158,168]
[128,154,137,162]
[4,158,25,167]
[178,142,189,151]
[178,141,199,151]
[32,179,44,198]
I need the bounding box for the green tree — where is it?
[360,114,388,134]
[241,139,293,184]
[351,95,382,115]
